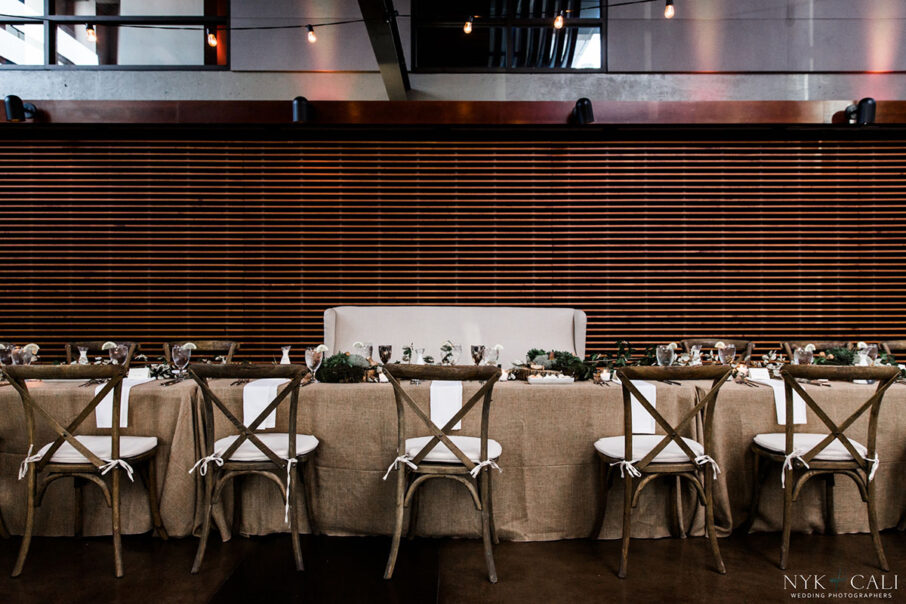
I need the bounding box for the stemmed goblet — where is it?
[171,345,191,382]
[717,344,736,365]
[306,347,324,383]
[471,345,485,366]
[378,345,392,365]
[656,345,676,367]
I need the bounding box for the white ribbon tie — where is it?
[694,455,721,480]
[18,444,42,481]
[610,459,642,478]
[100,458,135,482]
[469,459,502,478]
[866,455,880,482]
[382,454,418,481]
[188,453,224,476]
[781,449,809,487]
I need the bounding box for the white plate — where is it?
[527,375,575,385]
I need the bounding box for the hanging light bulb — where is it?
[306,24,317,43]
[664,0,675,19]
[86,23,97,42]
[206,27,218,47]
[463,16,473,34]
[553,11,565,29]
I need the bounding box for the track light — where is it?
[306,24,317,43]
[845,97,876,125]
[293,96,312,123]
[664,0,675,19]
[86,23,97,42]
[572,98,594,125]
[206,27,218,47]
[553,11,565,29]
[464,16,473,34]
[4,95,37,122]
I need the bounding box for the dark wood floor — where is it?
[0,530,903,603]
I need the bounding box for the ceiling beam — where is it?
[357,0,410,101]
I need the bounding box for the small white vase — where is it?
[280,346,291,365]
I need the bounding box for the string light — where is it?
[664,0,675,19]
[306,24,316,43]
[553,10,565,29]
[206,26,218,47]
[463,16,473,34]
[85,23,97,42]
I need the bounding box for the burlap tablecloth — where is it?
[1,378,903,541]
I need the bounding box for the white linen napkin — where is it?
[614,378,658,434]
[243,378,289,429]
[430,380,462,431]
[750,378,807,425]
[95,378,154,428]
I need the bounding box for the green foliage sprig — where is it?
[524,348,596,381]
[815,347,855,366]
[316,352,371,383]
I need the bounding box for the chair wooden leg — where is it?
[479,469,498,584]
[192,472,215,574]
[231,475,242,536]
[592,458,612,539]
[898,511,906,533]
[406,489,419,540]
[73,477,84,537]
[780,467,793,570]
[618,474,633,579]
[0,504,9,540]
[704,472,726,574]
[488,469,499,545]
[383,468,407,579]
[866,480,889,572]
[112,468,124,578]
[301,460,317,535]
[143,457,168,540]
[824,474,836,535]
[12,471,37,577]
[741,452,768,533]
[672,475,687,539]
[289,464,304,572]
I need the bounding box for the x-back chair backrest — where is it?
[165,340,238,364]
[65,341,139,369]
[188,364,309,468]
[880,340,906,355]
[782,340,853,357]
[615,366,733,471]
[2,364,127,473]
[779,365,899,473]
[382,365,501,473]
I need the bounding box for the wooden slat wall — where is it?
[1,130,904,363]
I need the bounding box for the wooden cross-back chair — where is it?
[2,364,166,578]
[187,363,316,574]
[782,340,853,357]
[594,365,733,578]
[65,341,139,369]
[164,340,238,363]
[880,340,906,357]
[681,339,755,362]
[381,364,502,583]
[744,364,899,571]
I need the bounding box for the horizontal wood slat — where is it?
[1,129,905,363]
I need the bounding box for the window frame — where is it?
[411,0,607,73]
[0,1,229,70]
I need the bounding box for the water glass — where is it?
[471,345,485,366]
[690,345,702,366]
[354,342,373,360]
[718,344,736,365]
[77,346,90,365]
[171,345,191,379]
[656,345,676,367]
[793,347,813,365]
[865,344,878,361]
[482,347,499,366]
[305,347,324,382]
[0,344,11,366]
[378,345,392,364]
[110,343,129,366]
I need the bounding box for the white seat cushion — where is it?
[214,433,319,461]
[36,435,158,463]
[753,432,868,460]
[405,436,502,463]
[594,434,704,463]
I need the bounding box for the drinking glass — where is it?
[305,347,324,383]
[793,347,813,366]
[171,345,191,380]
[280,346,292,365]
[77,346,90,365]
[110,343,129,366]
[471,345,485,366]
[690,345,702,366]
[482,347,499,366]
[718,344,736,365]
[656,345,676,367]
[0,343,14,366]
[865,344,878,361]
[354,342,373,360]
[413,347,425,365]
[10,347,23,365]
[449,344,462,365]
[378,345,392,364]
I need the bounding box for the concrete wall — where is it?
[3,0,906,102]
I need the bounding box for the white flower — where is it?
[714,341,726,350]
[856,341,868,350]
[493,344,504,351]
[352,341,364,349]
[804,343,816,352]
[668,342,678,350]
[315,344,329,353]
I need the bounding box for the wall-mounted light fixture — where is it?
[845,97,876,125]
[4,95,37,122]
[293,96,312,123]
[572,98,595,125]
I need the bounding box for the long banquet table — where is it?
[1,378,904,541]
